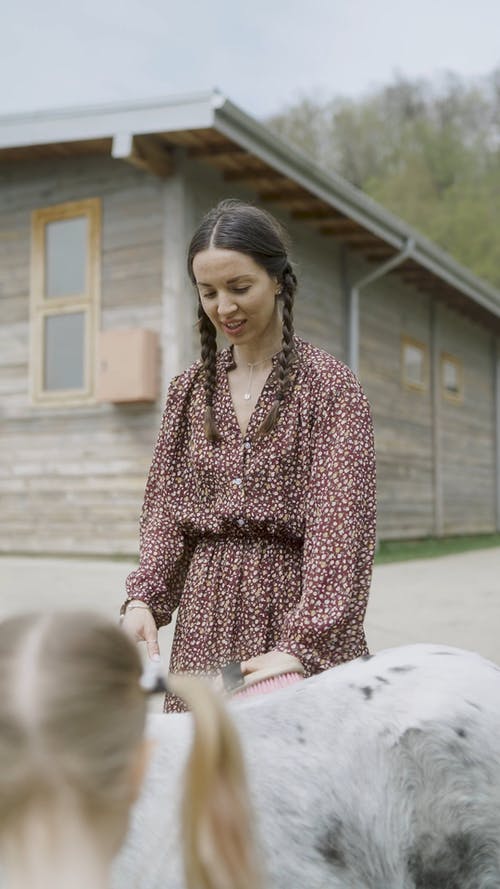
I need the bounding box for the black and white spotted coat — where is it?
[113,644,500,889]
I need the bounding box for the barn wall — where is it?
[356,254,497,539]
[357,268,434,538]
[1,150,498,554]
[439,307,496,534]
[0,155,164,555]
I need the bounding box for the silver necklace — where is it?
[243,354,276,400]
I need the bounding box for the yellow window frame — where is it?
[30,198,101,405]
[401,335,428,392]
[441,352,463,404]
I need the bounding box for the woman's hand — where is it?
[240,650,303,678]
[121,603,161,661]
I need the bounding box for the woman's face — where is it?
[193,248,280,345]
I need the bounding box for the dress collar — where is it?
[219,337,302,371]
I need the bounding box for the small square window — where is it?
[401,336,427,391]
[441,353,463,403]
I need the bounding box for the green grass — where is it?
[375,533,500,565]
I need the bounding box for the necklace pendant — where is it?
[244,392,251,401]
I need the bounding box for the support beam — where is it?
[365,251,400,262]
[258,187,307,203]
[223,166,283,182]
[334,232,388,245]
[319,219,365,236]
[401,277,432,287]
[161,170,196,390]
[430,299,444,536]
[291,207,342,221]
[495,337,500,531]
[112,133,174,178]
[188,143,247,159]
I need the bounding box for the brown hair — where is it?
[188,199,298,441]
[0,612,261,889]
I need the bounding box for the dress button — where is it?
[233,478,242,486]
[237,517,245,527]
[244,441,251,450]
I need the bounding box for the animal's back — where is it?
[113,644,500,889]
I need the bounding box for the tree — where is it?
[267,71,500,288]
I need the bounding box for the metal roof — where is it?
[1,90,499,331]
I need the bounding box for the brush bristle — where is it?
[233,671,304,700]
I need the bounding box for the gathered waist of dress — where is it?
[193,521,304,550]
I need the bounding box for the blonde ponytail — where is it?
[170,676,262,889]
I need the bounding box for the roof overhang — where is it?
[1,91,500,332]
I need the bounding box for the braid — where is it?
[257,263,298,437]
[198,302,221,442]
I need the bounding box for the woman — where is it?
[122,200,376,712]
[0,611,260,889]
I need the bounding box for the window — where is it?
[401,336,427,391]
[441,353,463,403]
[30,199,101,404]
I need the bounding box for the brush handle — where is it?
[220,654,305,696]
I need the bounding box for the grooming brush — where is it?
[220,658,305,701]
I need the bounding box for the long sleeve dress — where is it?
[126,337,377,712]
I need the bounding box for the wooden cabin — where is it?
[1,91,499,555]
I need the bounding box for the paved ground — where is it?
[1,546,500,664]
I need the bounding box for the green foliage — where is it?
[268,71,500,288]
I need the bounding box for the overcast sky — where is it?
[2,0,499,120]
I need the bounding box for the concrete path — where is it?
[1,547,500,664]
[367,547,500,663]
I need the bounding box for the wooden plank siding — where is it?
[358,272,434,538]
[0,156,164,554]
[438,307,496,534]
[1,150,499,553]
[359,268,498,539]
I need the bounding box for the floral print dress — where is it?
[126,337,377,711]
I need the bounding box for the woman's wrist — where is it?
[119,598,152,622]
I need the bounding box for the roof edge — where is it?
[0,90,220,150]
[1,91,499,313]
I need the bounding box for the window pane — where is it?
[404,344,424,386]
[45,216,87,298]
[44,313,85,390]
[443,359,459,393]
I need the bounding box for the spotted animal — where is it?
[113,644,500,889]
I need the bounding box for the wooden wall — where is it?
[439,306,496,534]
[358,262,497,539]
[359,270,434,538]
[1,150,498,554]
[0,156,164,555]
